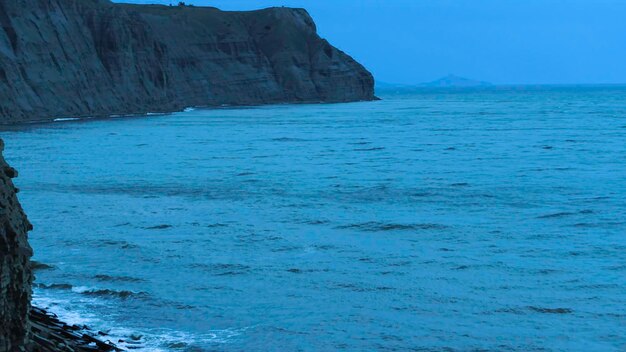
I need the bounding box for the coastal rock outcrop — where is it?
[0,139,33,351]
[0,0,375,124]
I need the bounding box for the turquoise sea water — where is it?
[2,87,626,351]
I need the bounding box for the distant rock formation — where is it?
[0,139,33,351]
[0,0,375,124]
[375,75,493,94]
[419,75,492,88]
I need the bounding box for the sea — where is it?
[1,86,625,351]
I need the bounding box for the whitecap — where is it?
[32,295,96,326]
[34,285,250,350]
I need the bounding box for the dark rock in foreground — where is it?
[30,307,121,352]
[0,139,33,351]
[0,0,375,124]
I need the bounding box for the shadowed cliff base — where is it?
[0,0,375,124]
[0,139,33,351]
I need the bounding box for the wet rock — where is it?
[0,139,33,352]
[29,307,121,351]
[31,261,55,271]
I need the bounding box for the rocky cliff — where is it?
[0,139,33,352]
[0,0,375,124]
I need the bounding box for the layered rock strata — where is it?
[0,139,33,352]
[0,0,375,124]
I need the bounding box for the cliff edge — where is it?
[0,139,33,351]
[0,0,375,124]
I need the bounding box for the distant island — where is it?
[376,75,493,92]
[419,75,493,88]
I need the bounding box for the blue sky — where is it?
[118,0,626,85]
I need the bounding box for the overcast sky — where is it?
[117,0,626,85]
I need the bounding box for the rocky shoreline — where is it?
[30,307,121,352]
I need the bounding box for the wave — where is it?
[144,224,173,230]
[271,137,309,142]
[95,240,139,249]
[36,283,148,299]
[336,221,449,232]
[35,283,73,290]
[537,212,576,219]
[333,282,396,293]
[32,294,243,351]
[73,287,149,299]
[188,263,251,276]
[353,147,386,151]
[537,209,594,219]
[570,222,624,228]
[303,219,331,225]
[527,306,573,314]
[495,306,574,315]
[93,274,146,283]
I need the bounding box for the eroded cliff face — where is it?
[0,0,375,124]
[0,139,33,352]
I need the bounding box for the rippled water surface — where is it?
[2,87,626,351]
